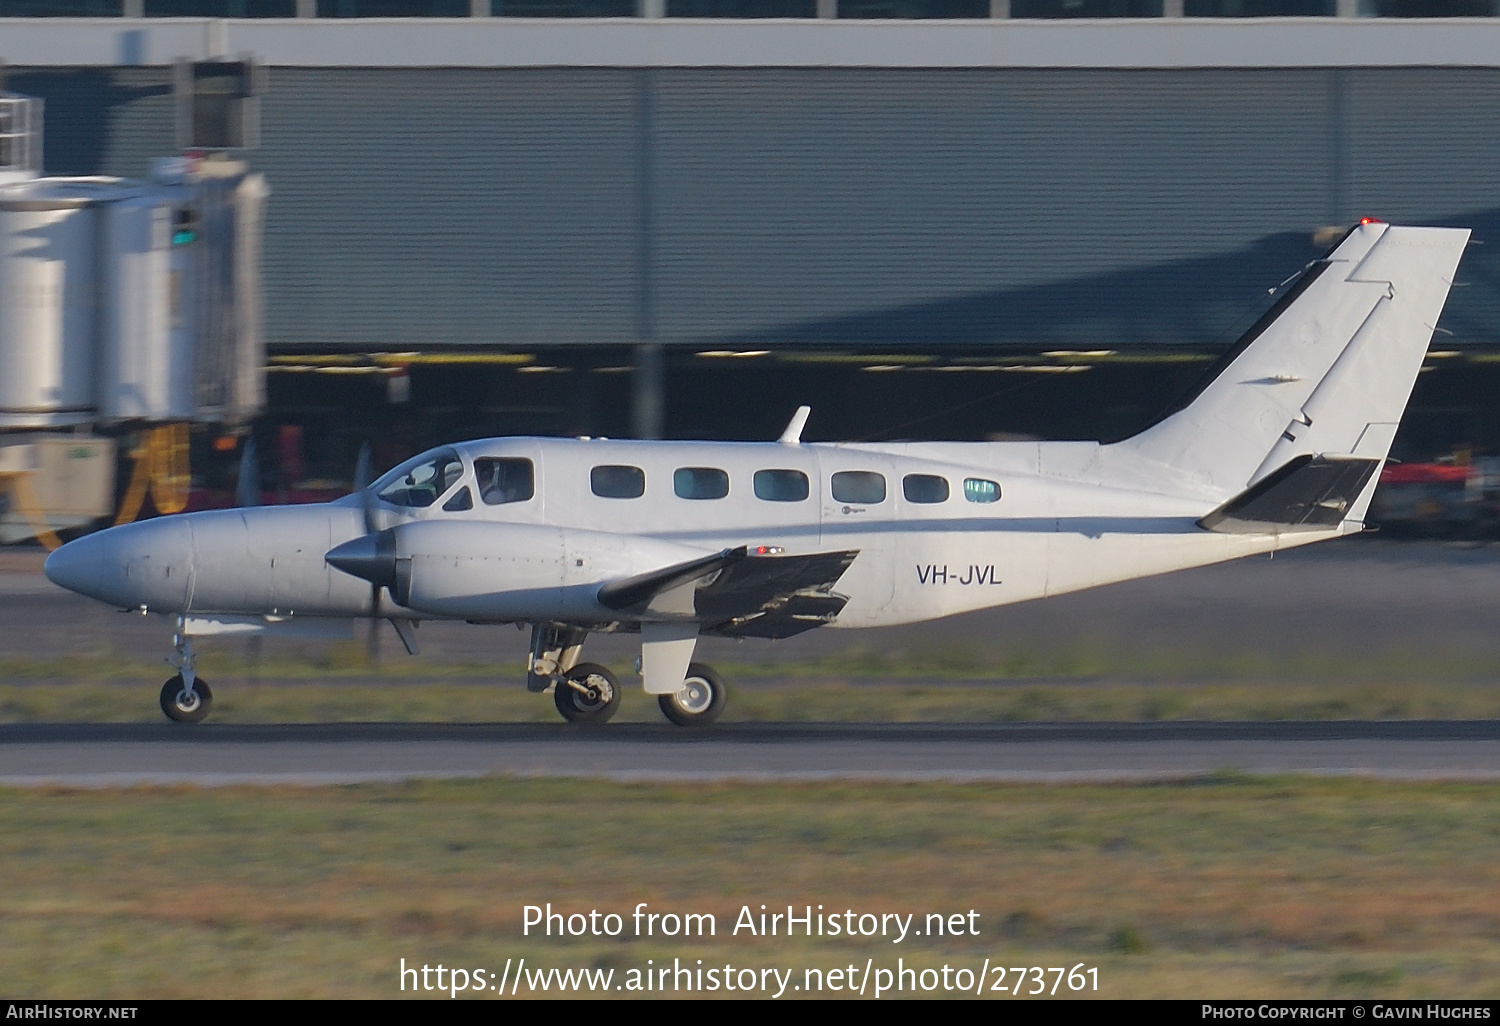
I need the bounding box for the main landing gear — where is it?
[553,663,621,724]
[658,663,726,727]
[528,624,727,727]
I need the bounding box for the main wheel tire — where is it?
[554,662,621,724]
[658,663,726,727]
[159,675,213,724]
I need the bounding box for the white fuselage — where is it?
[45,434,1330,632]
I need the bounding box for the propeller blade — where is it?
[366,612,381,666]
[358,465,382,535]
[353,442,374,490]
[353,442,382,534]
[343,444,400,653]
[235,437,260,508]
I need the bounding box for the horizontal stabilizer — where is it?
[1198,455,1380,534]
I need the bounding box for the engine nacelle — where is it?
[328,520,715,622]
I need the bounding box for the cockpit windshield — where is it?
[371,448,465,509]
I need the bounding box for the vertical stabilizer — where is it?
[1114,224,1470,502]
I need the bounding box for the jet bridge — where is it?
[0,88,267,544]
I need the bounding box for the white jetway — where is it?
[0,179,99,430]
[99,190,182,424]
[0,88,267,544]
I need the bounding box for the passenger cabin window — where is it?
[964,478,1001,503]
[442,486,474,512]
[753,468,809,502]
[475,457,534,505]
[674,467,729,500]
[591,464,646,499]
[831,471,886,504]
[903,474,949,503]
[375,449,464,509]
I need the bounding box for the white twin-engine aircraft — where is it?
[44,222,1470,726]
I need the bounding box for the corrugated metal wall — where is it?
[11,65,1500,348]
[648,69,1336,343]
[261,69,643,346]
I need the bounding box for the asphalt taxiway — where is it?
[1,720,1497,786]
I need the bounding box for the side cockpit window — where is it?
[476,457,535,505]
[443,486,474,512]
[374,449,464,509]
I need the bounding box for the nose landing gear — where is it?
[160,674,213,724]
[160,623,213,724]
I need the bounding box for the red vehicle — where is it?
[1369,459,1500,536]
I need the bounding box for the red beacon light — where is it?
[1359,217,1384,225]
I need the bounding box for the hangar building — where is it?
[4,13,1500,500]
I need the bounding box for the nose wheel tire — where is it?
[554,663,621,724]
[658,663,726,727]
[160,675,213,724]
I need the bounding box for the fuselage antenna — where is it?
[778,406,812,445]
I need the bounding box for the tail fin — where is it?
[1116,223,1471,510]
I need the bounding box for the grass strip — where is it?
[2,776,1498,998]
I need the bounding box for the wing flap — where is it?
[595,546,860,636]
[697,549,859,638]
[713,592,851,639]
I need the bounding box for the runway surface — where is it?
[1,721,1497,785]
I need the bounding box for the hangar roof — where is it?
[5,16,1500,69]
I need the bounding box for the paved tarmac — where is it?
[1,721,1497,785]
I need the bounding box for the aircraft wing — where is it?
[597,546,860,638]
[597,546,749,612]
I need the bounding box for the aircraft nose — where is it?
[44,532,108,599]
[43,517,193,610]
